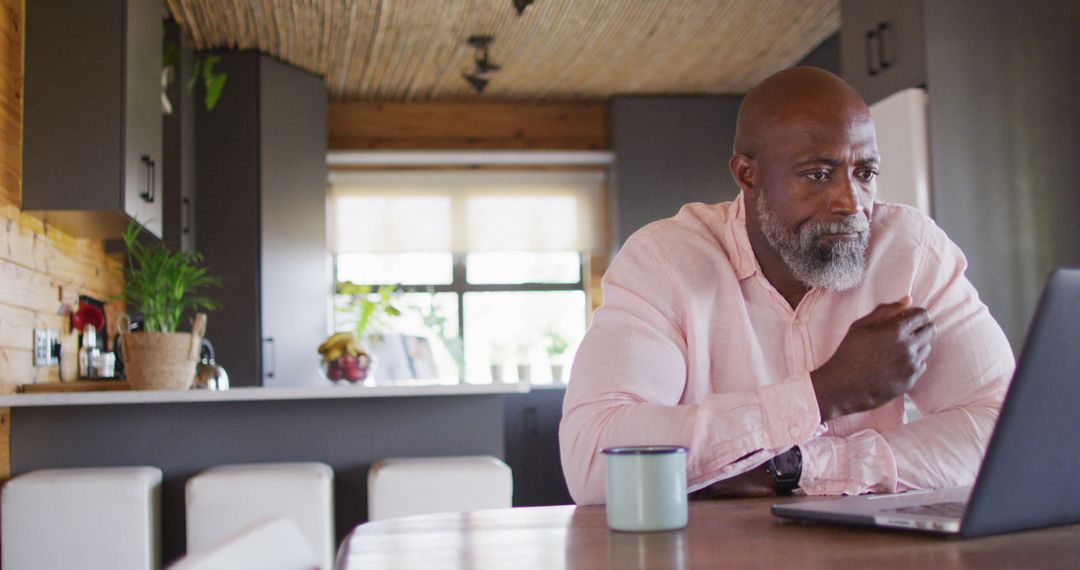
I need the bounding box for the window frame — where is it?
[332,252,588,379]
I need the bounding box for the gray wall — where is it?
[924,0,1080,347]
[610,97,743,247]
[798,32,841,75]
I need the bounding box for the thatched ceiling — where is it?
[166,0,839,102]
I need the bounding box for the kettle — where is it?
[193,339,229,391]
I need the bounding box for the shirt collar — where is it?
[728,192,760,281]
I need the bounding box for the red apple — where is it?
[326,363,344,381]
[344,366,363,382]
[339,354,359,368]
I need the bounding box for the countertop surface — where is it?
[0,380,547,407]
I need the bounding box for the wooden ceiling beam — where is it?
[328,101,611,151]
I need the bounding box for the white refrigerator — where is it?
[870,87,932,217]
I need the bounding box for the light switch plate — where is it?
[32,329,58,367]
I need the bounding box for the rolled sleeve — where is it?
[799,430,899,495]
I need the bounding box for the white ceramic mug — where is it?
[602,445,688,532]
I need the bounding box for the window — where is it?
[329,170,605,384]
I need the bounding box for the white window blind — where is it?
[329,170,606,254]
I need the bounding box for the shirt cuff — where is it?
[799,429,899,496]
[758,372,822,449]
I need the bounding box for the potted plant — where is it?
[544,326,569,382]
[319,283,400,383]
[489,341,508,383]
[116,220,220,390]
[515,342,533,383]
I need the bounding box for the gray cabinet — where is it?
[23,0,163,238]
[841,0,926,105]
[503,388,573,506]
[162,21,196,253]
[195,53,329,387]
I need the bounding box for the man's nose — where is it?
[829,174,863,216]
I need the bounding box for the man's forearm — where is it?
[798,397,1001,495]
[689,463,775,500]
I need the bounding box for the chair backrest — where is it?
[168,517,320,570]
[368,455,513,521]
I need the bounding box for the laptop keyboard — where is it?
[887,501,967,518]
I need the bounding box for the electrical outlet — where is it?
[32,329,59,367]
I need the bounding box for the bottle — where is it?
[78,323,101,379]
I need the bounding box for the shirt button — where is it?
[790,426,801,437]
[794,316,801,324]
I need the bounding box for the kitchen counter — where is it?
[0,381,532,407]
[6,379,540,563]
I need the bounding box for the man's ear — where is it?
[730,153,757,195]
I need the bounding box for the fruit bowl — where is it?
[318,332,373,384]
[322,352,373,384]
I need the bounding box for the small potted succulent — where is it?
[544,326,569,382]
[319,283,400,383]
[116,220,220,390]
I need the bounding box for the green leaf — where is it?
[163,42,181,69]
[117,219,221,332]
[204,73,227,111]
[200,56,227,111]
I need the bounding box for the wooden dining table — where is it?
[335,497,1080,569]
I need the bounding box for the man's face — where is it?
[751,115,879,291]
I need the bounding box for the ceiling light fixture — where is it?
[463,35,501,94]
[463,73,490,94]
[512,0,535,16]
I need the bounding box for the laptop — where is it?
[772,268,1080,537]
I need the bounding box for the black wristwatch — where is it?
[765,446,802,496]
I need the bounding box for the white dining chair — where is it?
[367,455,513,521]
[1,466,162,570]
[168,517,319,570]
[185,462,334,570]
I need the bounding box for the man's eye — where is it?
[857,169,879,181]
[806,171,829,182]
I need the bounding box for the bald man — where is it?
[559,67,1014,504]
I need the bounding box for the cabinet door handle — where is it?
[182,198,191,234]
[865,29,880,76]
[877,22,892,70]
[140,155,154,202]
[264,337,276,380]
[148,158,156,202]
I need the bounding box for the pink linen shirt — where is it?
[560,193,1014,505]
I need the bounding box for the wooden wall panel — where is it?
[0,0,20,207]
[0,304,65,353]
[0,206,124,296]
[328,102,610,150]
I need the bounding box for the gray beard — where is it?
[755,191,870,292]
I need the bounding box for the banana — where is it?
[318,332,355,354]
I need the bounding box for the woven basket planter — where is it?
[120,314,207,390]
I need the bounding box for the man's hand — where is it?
[811,296,936,422]
[688,463,775,500]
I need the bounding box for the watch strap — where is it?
[766,446,802,496]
